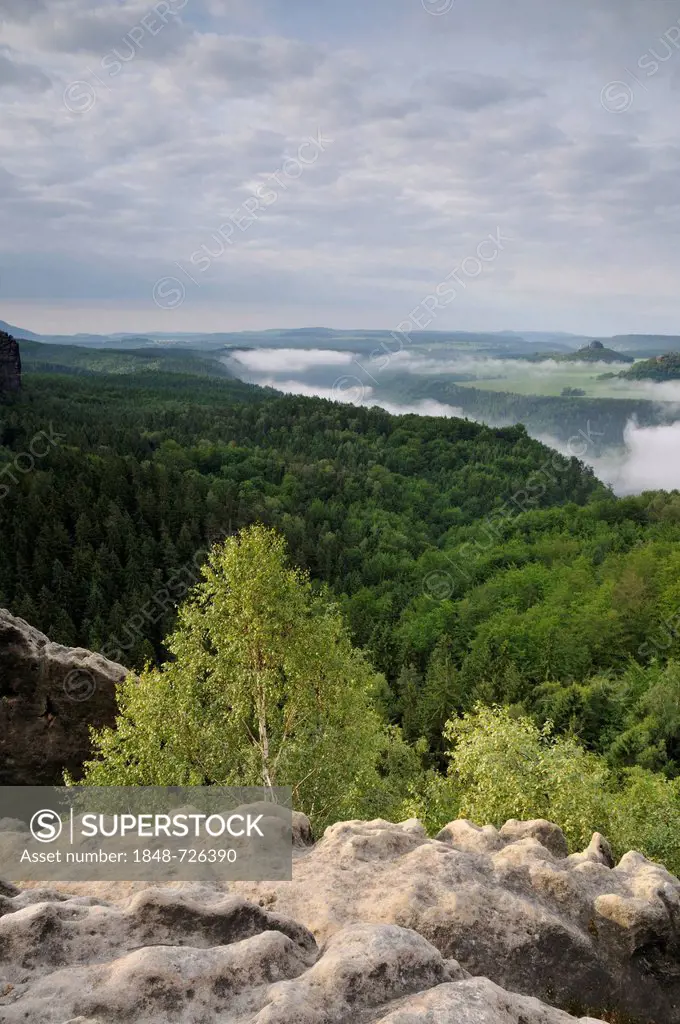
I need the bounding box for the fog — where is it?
[228,345,648,389]
[370,399,468,419]
[383,350,634,379]
[227,348,354,374]
[542,420,680,497]
[245,375,466,419]
[225,346,680,497]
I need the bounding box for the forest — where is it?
[622,352,680,381]
[4,370,680,867]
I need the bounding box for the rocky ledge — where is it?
[0,609,126,785]
[2,815,680,1022]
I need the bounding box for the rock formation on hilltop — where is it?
[2,815,680,1022]
[0,332,21,393]
[0,609,126,785]
[562,339,634,363]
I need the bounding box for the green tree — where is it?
[443,704,610,850]
[77,526,392,831]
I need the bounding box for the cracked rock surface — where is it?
[0,882,590,1023]
[4,815,680,1021]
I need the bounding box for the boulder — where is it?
[499,818,569,859]
[0,609,126,784]
[10,816,680,1020]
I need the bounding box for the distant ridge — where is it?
[0,319,41,341]
[3,321,680,358]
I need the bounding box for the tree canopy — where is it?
[77,525,400,832]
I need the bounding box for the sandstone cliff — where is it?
[0,610,126,785]
[0,332,21,393]
[2,815,680,1022]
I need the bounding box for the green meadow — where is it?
[456,362,647,399]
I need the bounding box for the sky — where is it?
[2,0,680,334]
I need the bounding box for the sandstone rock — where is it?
[233,817,680,1022]
[435,819,505,854]
[499,818,569,859]
[18,815,679,1020]
[0,819,28,834]
[0,332,21,395]
[567,832,615,868]
[292,812,314,848]
[0,609,126,784]
[365,977,597,1023]
[256,924,467,1023]
[7,806,680,1020]
[0,882,596,1023]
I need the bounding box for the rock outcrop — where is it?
[235,816,680,1022]
[0,332,21,394]
[0,609,126,785]
[4,816,680,1022]
[0,883,600,1023]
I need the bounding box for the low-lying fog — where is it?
[541,422,680,496]
[224,347,680,497]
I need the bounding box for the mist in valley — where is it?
[225,346,680,497]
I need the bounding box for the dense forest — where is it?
[4,370,680,858]
[18,340,234,379]
[0,372,598,666]
[621,352,680,381]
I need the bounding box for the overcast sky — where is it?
[2,0,680,334]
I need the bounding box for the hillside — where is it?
[4,369,680,1023]
[621,351,680,381]
[0,319,41,341]
[561,340,634,363]
[18,339,234,378]
[381,371,671,446]
[0,371,603,668]
[607,334,680,356]
[1,370,680,780]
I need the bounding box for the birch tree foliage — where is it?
[78,525,388,830]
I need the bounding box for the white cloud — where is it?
[2,0,680,333]
[593,420,680,495]
[371,398,469,418]
[228,347,354,373]
[541,418,680,496]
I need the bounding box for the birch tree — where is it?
[78,525,388,830]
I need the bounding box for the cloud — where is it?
[227,347,354,373]
[243,378,368,403]
[0,49,50,90]
[3,0,680,333]
[0,0,48,22]
[607,421,680,494]
[541,418,680,496]
[187,34,323,94]
[370,398,469,419]
[236,376,470,421]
